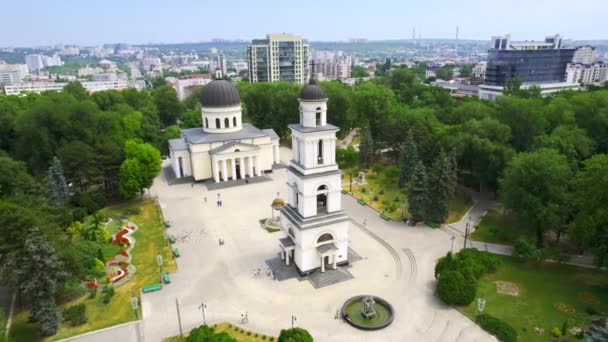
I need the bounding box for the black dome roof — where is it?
[299,79,326,101]
[200,80,241,107]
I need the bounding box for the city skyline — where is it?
[2,0,607,46]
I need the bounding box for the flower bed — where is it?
[105,220,139,287]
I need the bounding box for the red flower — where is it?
[118,250,129,257]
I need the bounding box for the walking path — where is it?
[56,321,144,342]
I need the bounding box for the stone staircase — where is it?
[308,267,353,289]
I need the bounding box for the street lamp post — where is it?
[131,293,139,319]
[477,297,486,317]
[291,315,297,329]
[349,172,353,193]
[451,235,456,253]
[199,303,207,325]
[157,253,163,277]
[463,222,469,248]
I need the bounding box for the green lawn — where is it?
[10,199,177,341]
[164,322,276,342]
[343,166,472,223]
[470,210,533,245]
[461,255,608,341]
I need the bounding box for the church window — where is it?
[215,118,220,128]
[316,233,334,244]
[316,185,328,213]
[233,116,237,127]
[225,117,230,128]
[315,108,321,126]
[317,140,324,164]
[205,118,209,128]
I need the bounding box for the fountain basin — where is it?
[341,295,395,330]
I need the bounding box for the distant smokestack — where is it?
[413,27,416,41]
[456,26,459,55]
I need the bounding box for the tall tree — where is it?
[153,85,183,127]
[407,161,430,221]
[571,154,608,266]
[428,149,456,222]
[46,156,70,204]
[358,120,374,169]
[398,129,419,186]
[119,140,161,198]
[499,149,572,246]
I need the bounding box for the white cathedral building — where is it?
[278,80,350,275]
[168,80,280,181]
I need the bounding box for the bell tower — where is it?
[278,80,350,275]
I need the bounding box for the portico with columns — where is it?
[169,80,279,182]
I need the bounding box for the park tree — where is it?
[321,81,354,138]
[0,152,37,197]
[495,96,547,151]
[153,85,183,127]
[278,327,313,342]
[32,298,62,336]
[407,161,430,221]
[58,140,101,192]
[46,156,71,204]
[186,325,236,342]
[427,149,456,223]
[435,65,454,80]
[358,120,374,169]
[63,81,88,101]
[570,154,608,267]
[119,140,161,198]
[351,65,369,78]
[499,149,572,246]
[398,129,419,186]
[459,64,473,78]
[436,269,477,306]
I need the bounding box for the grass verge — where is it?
[469,210,533,245]
[163,322,276,342]
[461,255,608,342]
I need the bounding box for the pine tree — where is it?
[428,149,452,223]
[358,120,375,169]
[15,227,68,336]
[399,129,419,186]
[46,156,70,204]
[407,161,430,221]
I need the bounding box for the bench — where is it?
[164,221,171,228]
[357,199,366,206]
[142,283,162,293]
[169,235,176,244]
[380,213,391,221]
[173,248,180,258]
[163,272,171,284]
[425,221,439,229]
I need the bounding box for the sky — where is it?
[2,0,606,46]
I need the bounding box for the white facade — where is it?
[278,85,350,275]
[168,81,280,182]
[312,55,352,80]
[565,63,608,86]
[479,82,580,100]
[473,61,487,80]
[572,46,599,64]
[2,80,142,96]
[175,75,212,100]
[0,63,28,84]
[25,54,62,72]
[93,72,118,82]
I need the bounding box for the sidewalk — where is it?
[57,321,144,342]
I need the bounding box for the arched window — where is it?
[316,185,328,213]
[205,118,209,128]
[288,227,295,238]
[215,118,220,128]
[317,140,324,164]
[224,117,230,128]
[233,116,237,127]
[316,233,334,244]
[315,107,322,126]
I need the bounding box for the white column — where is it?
[213,159,219,182]
[330,139,336,164]
[286,250,290,266]
[294,138,299,163]
[321,256,325,273]
[231,158,237,180]
[333,254,337,270]
[247,156,254,177]
[255,156,261,176]
[273,145,279,164]
[221,160,228,181]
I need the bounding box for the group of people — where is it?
[253,267,276,280]
[240,312,249,324]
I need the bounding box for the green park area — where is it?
[342,164,471,222]
[10,199,177,341]
[469,209,534,245]
[164,322,276,342]
[461,256,608,341]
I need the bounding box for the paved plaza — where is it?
[141,147,495,342]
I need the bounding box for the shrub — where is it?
[270,337,275,342]
[379,188,385,195]
[71,191,106,214]
[62,304,87,326]
[101,285,115,304]
[394,195,400,202]
[477,314,517,342]
[436,270,477,305]
[373,195,379,201]
[551,326,563,337]
[246,331,251,336]
[435,252,455,279]
[254,333,258,337]
[361,187,367,193]
[123,206,141,216]
[585,307,598,315]
[262,336,267,340]
[278,328,313,342]
[513,238,536,259]
[562,320,569,336]
[88,287,97,299]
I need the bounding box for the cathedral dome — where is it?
[299,79,326,101]
[200,80,241,107]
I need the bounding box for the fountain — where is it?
[341,295,394,330]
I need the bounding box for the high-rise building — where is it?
[25,54,62,72]
[572,46,599,64]
[0,63,29,84]
[311,52,352,80]
[247,33,309,84]
[480,34,579,99]
[214,54,227,78]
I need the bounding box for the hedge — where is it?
[477,314,517,342]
